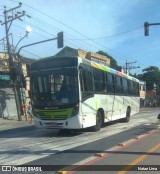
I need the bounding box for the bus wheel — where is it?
[123,107,131,122]
[92,111,102,132]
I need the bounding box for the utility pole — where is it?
[1,3,29,121]
[125,60,140,75]
[0,34,13,71]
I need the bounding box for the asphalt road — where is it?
[0,108,160,174]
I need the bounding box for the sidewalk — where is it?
[140,107,160,111]
[0,115,33,131]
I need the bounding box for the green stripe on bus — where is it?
[102,65,110,72]
[34,108,73,119]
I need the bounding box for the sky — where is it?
[0,0,160,75]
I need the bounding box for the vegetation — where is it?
[134,66,160,92]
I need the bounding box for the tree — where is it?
[137,66,160,91]
[97,51,118,69]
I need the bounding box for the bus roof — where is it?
[31,56,139,83]
[78,56,140,83]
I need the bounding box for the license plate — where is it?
[48,122,57,126]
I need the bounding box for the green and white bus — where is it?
[30,56,140,131]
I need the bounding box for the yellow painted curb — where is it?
[54,171,67,174]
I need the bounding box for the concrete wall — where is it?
[0,88,18,119]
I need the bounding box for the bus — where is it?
[30,56,140,131]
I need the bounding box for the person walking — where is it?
[27,101,33,124]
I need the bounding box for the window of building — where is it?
[91,58,99,64]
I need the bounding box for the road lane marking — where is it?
[62,129,160,174]
[117,143,160,174]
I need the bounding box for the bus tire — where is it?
[123,107,131,122]
[92,111,102,132]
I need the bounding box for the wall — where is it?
[0,87,18,118]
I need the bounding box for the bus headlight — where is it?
[70,104,79,117]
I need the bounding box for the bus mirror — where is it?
[57,32,64,48]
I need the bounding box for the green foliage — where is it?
[137,66,160,91]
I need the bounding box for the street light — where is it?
[26,25,32,33]
[12,26,32,121]
[14,25,32,51]
[16,31,63,120]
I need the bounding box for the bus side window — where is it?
[79,70,84,92]
[128,80,134,95]
[79,65,93,100]
[122,78,129,95]
[115,76,122,94]
[134,82,139,96]
[93,69,106,93]
[106,73,115,94]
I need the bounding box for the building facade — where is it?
[0,52,35,118]
[55,46,110,67]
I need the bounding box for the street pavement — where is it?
[54,108,160,174]
[0,107,158,131]
[0,115,33,131]
[60,126,160,174]
[0,108,160,174]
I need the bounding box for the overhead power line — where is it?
[8,0,140,61]
[8,0,147,69]
[67,26,143,41]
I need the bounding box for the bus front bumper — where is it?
[33,116,82,129]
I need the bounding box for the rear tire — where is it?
[92,111,102,132]
[123,107,131,122]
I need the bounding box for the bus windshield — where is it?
[30,68,79,107]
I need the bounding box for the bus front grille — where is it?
[33,108,72,120]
